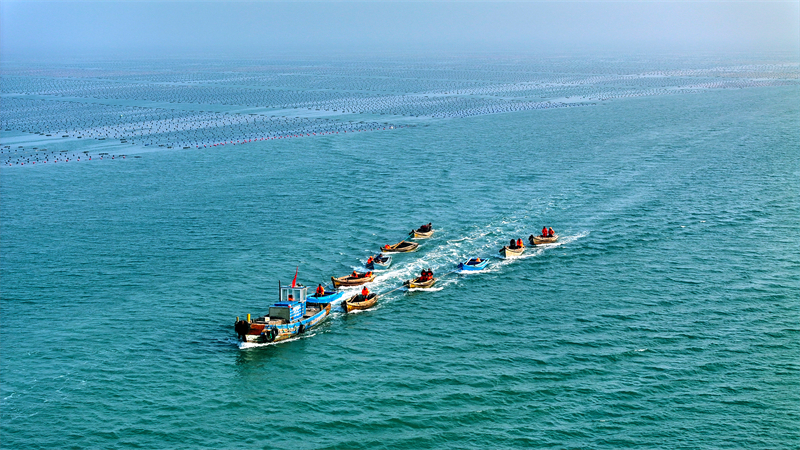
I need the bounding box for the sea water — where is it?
[1,57,798,449]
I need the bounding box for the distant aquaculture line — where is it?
[0,97,404,159]
[2,58,797,163]
[1,144,129,166]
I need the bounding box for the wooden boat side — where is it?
[404,277,437,289]
[381,240,419,253]
[331,274,376,288]
[530,234,559,245]
[499,246,525,258]
[343,293,378,312]
[411,229,434,239]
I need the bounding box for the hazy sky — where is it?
[1,1,798,59]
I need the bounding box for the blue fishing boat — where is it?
[234,282,331,345]
[458,257,490,272]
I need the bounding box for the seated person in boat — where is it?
[548,227,555,237]
[375,253,385,261]
[417,223,432,232]
[361,286,370,298]
[509,238,518,249]
[469,257,482,265]
[351,270,359,278]
[365,271,372,278]
[384,244,391,250]
[367,256,374,265]
[542,226,548,238]
[315,284,325,297]
[516,238,524,248]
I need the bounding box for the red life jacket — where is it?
[361,287,369,296]
[542,227,547,237]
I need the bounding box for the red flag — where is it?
[291,266,298,288]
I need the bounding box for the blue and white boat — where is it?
[308,289,345,304]
[234,283,331,344]
[458,257,489,272]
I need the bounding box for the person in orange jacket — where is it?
[361,286,369,297]
[315,284,325,297]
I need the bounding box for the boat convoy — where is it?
[234,223,559,345]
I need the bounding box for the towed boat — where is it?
[331,273,376,288]
[529,234,559,245]
[365,253,392,270]
[308,289,345,303]
[499,245,525,258]
[381,240,419,253]
[410,228,434,239]
[410,223,433,239]
[343,293,378,312]
[234,283,331,344]
[403,277,437,289]
[458,257,489,272]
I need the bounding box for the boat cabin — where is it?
[269,285,308,323]
[279,285,307,303]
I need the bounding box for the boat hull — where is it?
[239,302,331,344]
[381,240,419,253]
[307,291,345,304]
[404,277,437,289]
[366,255,392,270]
[331,274,376,288]
[410,229,433,239]
[499,246,525,258]
[343,293,378,312]
[529,234,559,245]
[458,259,489,271]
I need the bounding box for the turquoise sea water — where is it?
[1,60,799,449]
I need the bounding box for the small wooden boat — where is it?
[410,226,434,239]
[403,277,437,289]
[331,273,376,288]
[381,240,419,253]
[499,245,525,258]
[529,234,559,245]
[343,293,378,312]
[458,257,489,272]
[365,253,392,270]
[234,283,331,344]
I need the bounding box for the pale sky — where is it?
[1,1,798,59]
